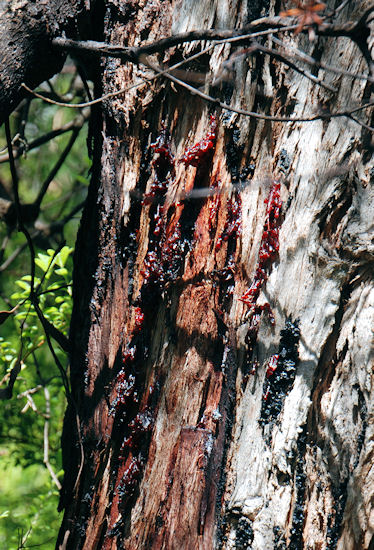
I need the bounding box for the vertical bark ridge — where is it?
[57,1,374,548]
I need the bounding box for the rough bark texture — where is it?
[0,0,92,124]
[57,0,374,549]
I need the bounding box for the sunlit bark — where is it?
[17,0,370,548]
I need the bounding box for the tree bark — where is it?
[0,0,91,124]
[14,0,370,548]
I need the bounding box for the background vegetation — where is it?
[0,66,90,549]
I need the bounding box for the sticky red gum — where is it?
[266,354,279,378]
[181,115,217,168]
[215,193,242,251]
[240,182,282,310]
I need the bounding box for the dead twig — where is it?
[0,110,89,164]
[21,24,299,109]
[43,385,62,490]
[272,36,374,84]
[34,127,81,212]
[148,60,374,126]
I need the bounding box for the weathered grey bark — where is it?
[0,0,88,124]
[2,0,371,548]
[54,0,374,548]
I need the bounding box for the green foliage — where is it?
[0,246,72,548]
[0,66,91,549]
[0,463,61,549]
[11,246,73,340]
[0,246,73,378]
[0,338,17,375]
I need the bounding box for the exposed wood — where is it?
[51,0,374,549]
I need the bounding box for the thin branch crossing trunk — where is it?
[56,1,374,549]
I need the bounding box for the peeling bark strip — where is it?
[55,0,374,549]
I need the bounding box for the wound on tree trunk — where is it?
[55,1,374,549]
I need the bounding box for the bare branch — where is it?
[36,308,70,353]
[0,350,22,400]
[22,52,374,129]
[4,121,71,386]
[250,42,338,92]
[331,0,352,16]
[149,60,374,127]
[25,14,373,125]
[73,412,85,495]
[21,78,153,109]
[0,239,29,272]
[18,386,41,414]
[49,9,374,73]
[0,197,84,272]
[34,126,81,211]
[51,20,299,61]
[272,36,374,84]
[0,232,9,264]
[347,113,374,132]
[5,118,36,291]
[0,110,89,164]
[20,37,219,108]
[37,283,72,297]
[33,300,70,394]
[20,45,215,108]
[48,199,86,234]
[17,385,43,398]
[43,385,62,490]
[22,24,300,109]
[0,304,19,325]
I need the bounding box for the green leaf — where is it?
[76,174,89,185]
[15,280,31,291]
[44,284,61,292]
[55,268,68,277]
[21,275,41,285]
[44,306,59,316]
[35,253,51,273]
[56,246,73,268]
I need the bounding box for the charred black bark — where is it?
[0,0,89,124]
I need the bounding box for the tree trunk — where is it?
[0,0,90,123]
[57,1,374,549]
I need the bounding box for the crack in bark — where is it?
[289,423,308,550]
[303,276,357,549]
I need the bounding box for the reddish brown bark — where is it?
[56,1,374,549]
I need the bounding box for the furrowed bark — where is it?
[0,0,87,124]
[53,0,374,549]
